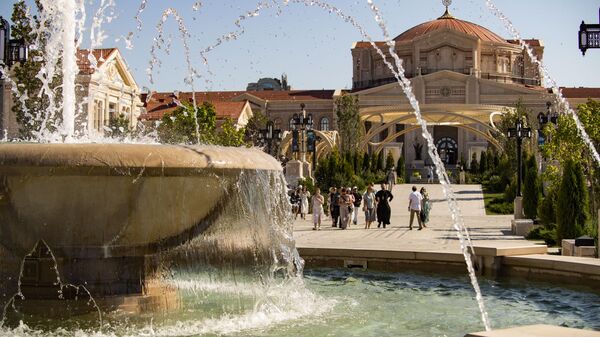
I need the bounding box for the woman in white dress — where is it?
[311,189,325,230]
[300,186,311,220]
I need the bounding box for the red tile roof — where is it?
[560,87,600,99]
[76,48,118,75]
[394,16,507,44]
[140,90,334,121]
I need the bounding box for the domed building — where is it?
[136,4,599,182]
[350,5,555,170]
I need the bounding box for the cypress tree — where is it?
[370,152,378,172]
[556,159,587,242]
[376,151,384,172]
[523,154,540,219]
[479,151,488,175]
[385,152,395,171]
[362,152,371,173]
[470,153,479,174]
[396,156,405,183]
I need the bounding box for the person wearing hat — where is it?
[351,186,362,225]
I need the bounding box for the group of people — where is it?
[408,186,432,230]
[305,183,394,230]
[291,184,432,231]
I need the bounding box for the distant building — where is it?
[76,48,143,135]
[139,90,335,133]
[140,91,255,130]
[0,47,142,138]
[246,74,291,91]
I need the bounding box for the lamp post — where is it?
[536,101,558,147]
[579,8,600,56]
[291,103,313,162]
[257,120,282,156]
[0,16,29,77]
[507,111,532,197]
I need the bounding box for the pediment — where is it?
[231,93,266,105]
[95,50,138,91]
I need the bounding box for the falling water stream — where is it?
[484,0,600,165]
[0,1,598,335]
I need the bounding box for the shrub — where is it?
[485,175,504,193]
[503,177,517,202]
[488,201,513,215]
[537,190,557,226]
[526,224,557,246]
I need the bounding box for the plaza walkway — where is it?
[293,184,533,254]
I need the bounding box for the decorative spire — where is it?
[439,0,454,19]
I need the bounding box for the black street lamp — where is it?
[508,112,532,197]
[579,8,600,56]
[537,101,558,146]
[0,16,28,77]
[291,103,313,162]
[257,120,282,156]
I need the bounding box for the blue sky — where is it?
[1,0,599,92]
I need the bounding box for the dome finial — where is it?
[439,0,454,19]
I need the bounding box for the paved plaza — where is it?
[293,184,534,253]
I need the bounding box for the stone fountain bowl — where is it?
[0,143,282,258]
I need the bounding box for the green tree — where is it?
[10,0,62,138]
[396,156,405,183]
[244,110,268,144]
[556,159,587,242]
[385,152,395,171]
[376,151,384,172]
[361,152,371,174]
[217,118,247,147]
[108,113,131,139]
[523,154,540,219]
[479,151,488,175]
[335,94,361,154]
[470,153,479,174]
[158,102,216,144]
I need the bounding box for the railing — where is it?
[480,72,541,86]
[352,68,541,90]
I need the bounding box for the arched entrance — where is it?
[436,137,458,165]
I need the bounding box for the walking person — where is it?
[338,187,353,229]
[387,168,397,191]
[299,186,310,220]
[427,165,434,183]
[420,187,431,228]
[363,184,376,229]
[408,186,424,230]
[312,188,325,230]
[352,186,363,225]
[290,188,300,219]
[329,187,340,227]
[375,183,393,228]
[346,187,355,225]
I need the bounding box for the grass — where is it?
[483,191,514,215]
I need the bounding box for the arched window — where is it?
[289,118,295,131]
[273,118,282,130]
[320,117,330,131]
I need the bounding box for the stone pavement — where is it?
[293,184,534,253]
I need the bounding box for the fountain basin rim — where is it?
[0,143,282,175]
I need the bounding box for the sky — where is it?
[0,0,599,93]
